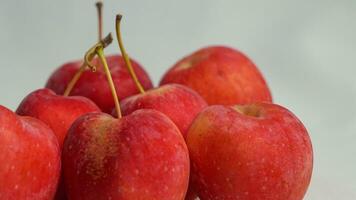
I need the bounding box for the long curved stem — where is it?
[116,14,145,94]
[96,47,122,118]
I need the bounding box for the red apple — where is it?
[113,19,208,139]
[117,84,207,138]
[16,88,100,200]
[186,103,313,200]
[16,88,100,148]
[46,54,153,113]
[160,46,272,105]
[0,105,60,199]
[62,109,190,199]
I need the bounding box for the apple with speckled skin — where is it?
[0,105,61,199]
[186,103,313,200]
[62,109,190,199]
[46,55,153,113]
[116,84,207,139]
[16,88,100,200]
[16,88,100,148]
[160,46,272,105]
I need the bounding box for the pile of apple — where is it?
[0,2,313,200]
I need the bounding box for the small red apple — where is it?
[0,105,61,199]
[16,88,100,148]
[112,16,207,139]
[45,55,153,113]
[160,46,272,105]
[118,84,207,138]
[62,109,190,199]
[186,103,313,200]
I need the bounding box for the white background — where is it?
[1,0,355,199]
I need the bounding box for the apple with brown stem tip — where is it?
[113,15,207,138]
[62,35,190,199]
[46,1,153,113]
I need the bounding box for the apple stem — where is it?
[115,14,145,94]
[63,64,86,96]
[96,1,103,41]
[96,47,122,118]
[63,34,113,97]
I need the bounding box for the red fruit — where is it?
[160,46,272,105]
[0,105,60,199]
[46,54,153,113]
[16,88,100,200]
[187,103,313,200]
[16,88,100,148]
[62,109,190,199]
[119,84,207,138]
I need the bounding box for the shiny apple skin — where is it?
[16,88,100,148]
[62,109,190,200]
[119,84,207,138]
[0,105,61,199]
[186,103,313,200]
